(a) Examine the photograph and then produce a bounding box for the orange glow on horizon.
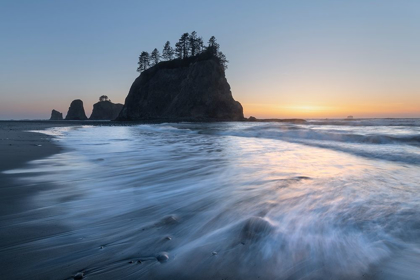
[242,103,420,119]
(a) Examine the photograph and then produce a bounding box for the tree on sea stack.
[136,32,228,72]
[207,36,220,55]
[151,48,161,66]
[162,41,174,60]
[176,33,190,59]
[175,41,183,59]
[137,51,150,72]
[217,51,229,69]
[99,95,109,102]
[189,31,201,56]
[195,37,204,54]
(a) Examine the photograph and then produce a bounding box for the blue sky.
[1,0,419,119]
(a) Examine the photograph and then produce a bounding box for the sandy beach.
[0,121,112,279]
[1,120,420,279]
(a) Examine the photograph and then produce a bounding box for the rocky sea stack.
[118,53,244,121]
[65,99,88,120]
[90,100,123,120]
[49,109,63,120]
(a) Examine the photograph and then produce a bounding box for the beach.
[0,121,111,279]
[1,120,420,279]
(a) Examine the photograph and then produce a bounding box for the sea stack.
[49,109,63,120]
[117,53,244,121]
[89,101,123,120]
[65,99,88,120]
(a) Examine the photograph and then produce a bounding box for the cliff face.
[118,56,244,121]
[65,99,88,120]
[50,109,63,120]
[89,101,123,120]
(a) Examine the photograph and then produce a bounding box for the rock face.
[50,109,63,120]
[65,99,87,120]
[89,101,123,120]
[117,55,244,121]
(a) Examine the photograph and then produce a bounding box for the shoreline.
[0,122,70,219]
[0,120,419,279]
[0,122,64,172]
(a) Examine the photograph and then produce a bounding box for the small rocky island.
[65,99,88,120]
[117,32,244,121]
[49,109,63,120]
[90,95,123,120]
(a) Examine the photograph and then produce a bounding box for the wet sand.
[1,120,419,279]
[0,121,112,279]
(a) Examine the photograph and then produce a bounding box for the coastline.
[0,121,64,172]
[0,119,130,172]
[0,121,71,219]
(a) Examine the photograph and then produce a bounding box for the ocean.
[4,119,420,279]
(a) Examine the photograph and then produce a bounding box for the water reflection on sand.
[3,122,420,279]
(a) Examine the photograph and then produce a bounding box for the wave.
[6,122,420,279]
[139,122,420,165]
[306,118,420,127]
[237,125,420,146]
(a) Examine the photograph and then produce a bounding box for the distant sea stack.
[65,99,88,120]
[117,34,244,121]
[50,109,63,120]
[90,100,123,120]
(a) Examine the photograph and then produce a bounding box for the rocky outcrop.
[65,99,87,120]
[50,109,63,120]
[89,101,123,120]
[117,54,244,121]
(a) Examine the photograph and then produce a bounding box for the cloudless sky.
[1,0,419,119]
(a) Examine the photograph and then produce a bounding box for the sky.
[1,0,419,119]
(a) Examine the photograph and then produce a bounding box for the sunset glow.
[1,1,419,119]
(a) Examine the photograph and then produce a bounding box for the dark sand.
[0,121,116,279]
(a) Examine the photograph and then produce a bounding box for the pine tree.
[207,36,220,55]
[189,31,198,56]
[188,31,204,56]
[137,51,150,72]
[217,51,229,70]
[175,42,183,59]
[162,41,174,60]
[150,48,160,66]
[136,54,142,72]
[177,33,190,59]
[196,37,204,54]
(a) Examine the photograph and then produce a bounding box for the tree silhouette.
[162,41,174,60]
[137,51,150,72]
[189,31,198,56]
[175,33,190,59]
[196,37,204,54]
[175,41,183,59]
[99,95,109,102]
[207,36,220,55]
[188,31,205,56]
[136,32,228,71]
[217,51,229,70]
[151,48,160,66]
